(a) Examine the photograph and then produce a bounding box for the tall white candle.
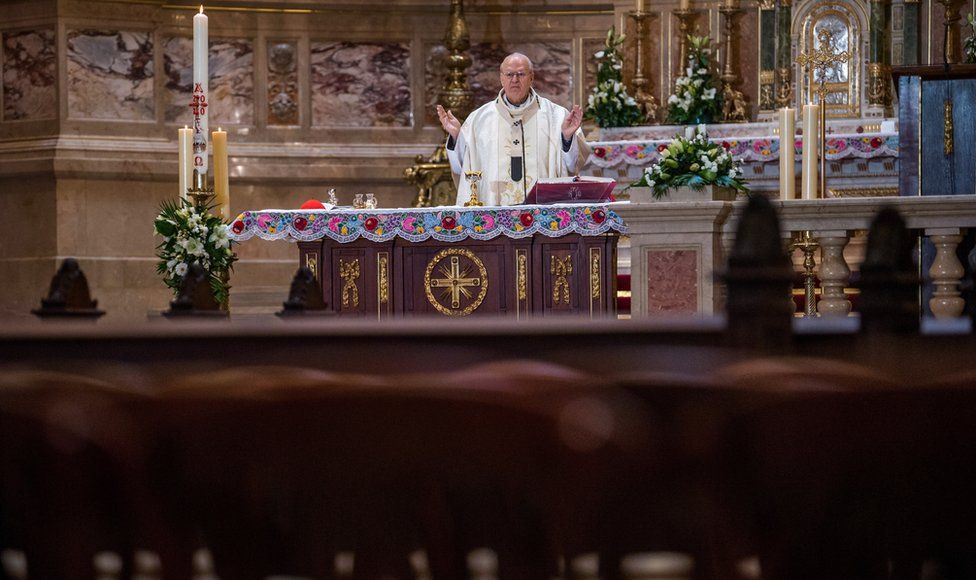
[178,125,192,200]
[212,127,230,220]
[801,104,820,200]
[778,108,796,200]
[636,0,645,11]
[192,5,209,177]
[679,0,690,10]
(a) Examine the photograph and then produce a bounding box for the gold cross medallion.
[424,248,489,316]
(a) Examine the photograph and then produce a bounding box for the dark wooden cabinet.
[298,233,618,319]
[894,65,976,197]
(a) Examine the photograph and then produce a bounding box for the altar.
[229,204,626,319]
[583,119,899,197]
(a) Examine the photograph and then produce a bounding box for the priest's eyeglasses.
[503,71,529,80]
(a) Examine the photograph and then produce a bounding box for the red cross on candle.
[190,92,208,117]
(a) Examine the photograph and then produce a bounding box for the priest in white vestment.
[436,52,590,206]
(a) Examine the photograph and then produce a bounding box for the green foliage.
[584,27,643,128]
[630,125,749,199]
[666,35,722,125]
[154,198,237,304]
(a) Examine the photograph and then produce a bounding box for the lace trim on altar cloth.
[228,203,627,243]
[588,133,898,169]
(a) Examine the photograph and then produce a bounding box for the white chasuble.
[446,90,591,206]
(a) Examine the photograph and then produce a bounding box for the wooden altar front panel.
[298,233,617,319]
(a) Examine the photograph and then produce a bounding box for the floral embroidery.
[229,204,627,243]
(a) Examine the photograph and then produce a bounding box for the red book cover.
[524,177,616,204]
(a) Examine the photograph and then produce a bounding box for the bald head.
[499,52,535,105]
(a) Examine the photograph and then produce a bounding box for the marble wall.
[163,36,254,126]
[311,41,412,128]
[66,29,153,121]
[2,28,57,121]
[424,41,574,126]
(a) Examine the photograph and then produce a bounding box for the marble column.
[774,0,793,109]
[901,0,920,65]
[928,229,966,318]
[759,0,778,118]
[816,232,852,317]
[867,0,892,115]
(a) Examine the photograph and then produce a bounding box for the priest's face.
[500,55,534,105]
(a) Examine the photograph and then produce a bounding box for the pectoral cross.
[429,256,481,309]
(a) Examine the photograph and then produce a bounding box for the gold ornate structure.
[629,9,661,124]
[463,170,484,207]
[424,247,489,316]
[339,258,361,308]
[798,27,850,198]
[866,62,891,108]
[406,0,473,207]
[937,0,966,63]
[790,230,820,317]
[551,255,573,306]
[799,7,860,118]
[775,67,793,108]
[187,170,215,210]
[719,4,749,122]
[439,0,474,119]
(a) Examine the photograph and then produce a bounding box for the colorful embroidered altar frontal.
[229,203,628,243]
[588,133,898,169]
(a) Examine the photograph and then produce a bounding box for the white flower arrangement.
[630,125,748,199]
[667,35,721,125]
[154,199,237,303]
[584,27,642,128]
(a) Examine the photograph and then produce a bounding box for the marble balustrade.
[618,196,976,319]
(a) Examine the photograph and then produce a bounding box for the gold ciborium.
[463,170,484,207]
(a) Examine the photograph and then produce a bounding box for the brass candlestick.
[791,230,820,317]
[719,4,749,122]
[187,170,215,210]
[629,9,661,124]
[440,0,474,121]
[797,28,849,199]
[937,0,965,64]
[673,9,699,87]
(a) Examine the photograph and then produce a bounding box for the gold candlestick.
[937,0,965,64]
[718,5,748,122]
[187,169,215,210]
[791,230,820,317]
[673,9,699,87]
[797,28,849,199]
[629,9,661,124]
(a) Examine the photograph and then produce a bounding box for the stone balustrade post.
[927,228,966,318]
[815,231,852,316]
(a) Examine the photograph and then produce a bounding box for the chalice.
[463,171,484,207]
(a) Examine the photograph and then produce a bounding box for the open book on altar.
[524,176,616,205]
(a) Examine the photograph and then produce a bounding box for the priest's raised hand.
[561,104,583,141]
[436,105,461,140]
